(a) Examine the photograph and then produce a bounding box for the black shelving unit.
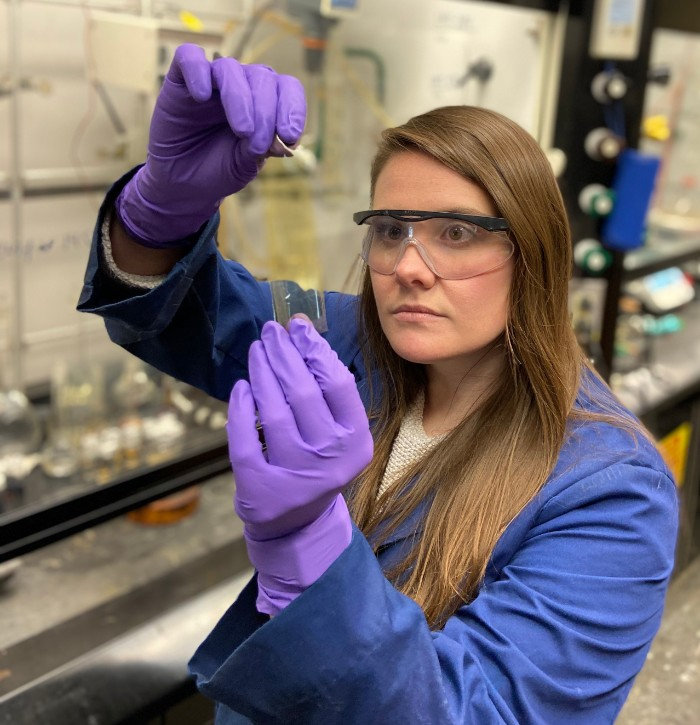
[549,0,700,575]
[600,238,700,377]
[622,236,700,279]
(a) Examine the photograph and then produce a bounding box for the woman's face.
[369,151,514,374]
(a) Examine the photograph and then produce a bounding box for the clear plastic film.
[270,280,328,333]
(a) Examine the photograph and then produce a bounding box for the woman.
[79,45,678,723]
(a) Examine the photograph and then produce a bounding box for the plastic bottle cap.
[574,239,612,273]
[593,194,613,215]
[600,137,621,158]
[607,76,628,99]
[586,250,608,272]
[584,128,623,161]
[578,185,613,217]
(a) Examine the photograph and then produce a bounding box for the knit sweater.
[377,390,446,499]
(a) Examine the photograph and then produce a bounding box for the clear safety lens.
[360,216,514,280]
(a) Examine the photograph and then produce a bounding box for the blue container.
[601,149,661,251]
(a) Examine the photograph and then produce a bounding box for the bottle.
[49,360,106,482]
[0,297,41,461]
[615,295,649,373]
[111,357,162,471]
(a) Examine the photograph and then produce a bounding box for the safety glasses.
[353,210,513,281]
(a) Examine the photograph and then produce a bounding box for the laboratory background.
[1,0,699,722]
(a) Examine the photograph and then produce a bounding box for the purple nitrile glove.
[115,43,306,248]
[227,318,373,616]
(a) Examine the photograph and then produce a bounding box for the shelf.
[0,164,128,199]
[0,428,229,563]
[612,300,700,418]
[622,234,700,281]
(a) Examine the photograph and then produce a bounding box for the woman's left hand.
[227,318,373,542]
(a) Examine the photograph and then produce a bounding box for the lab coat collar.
[369,495,429,551]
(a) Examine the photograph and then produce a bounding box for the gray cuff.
[100,211,167,290]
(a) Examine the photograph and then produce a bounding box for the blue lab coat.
[79,172,679,724]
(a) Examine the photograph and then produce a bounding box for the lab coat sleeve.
[189,461,678,724]
[77,168,362,401]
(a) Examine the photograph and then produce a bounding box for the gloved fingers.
[248,340,304,464]
[260,321,336,447]
[275,73,307,146]
[226,379,267,470]
[242,65,279,156]
[167,44,212,102]
[211,56,255,138]
[287,318,369,434]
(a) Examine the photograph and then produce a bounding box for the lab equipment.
[267,134,296,158]
[333,0,556,141]
[578,184,615,218]
[87,11,225,95]
[0,300,41,461]
[574,238,613,274]
[127,484,200,525]
[50,362,106,434]
[258,159,322,289]
[602,149,661,251]
[111,357,163,470]
[626,266,695,314]
[0,389,41,460]
[614,295,649,373]
[584,127,626,161]
[355,210,513,281]
[320,0,360,17]
[591,69,630,103]
[142,411,186,466]
[43,361,106,482]
[287,0,360,73]
[265,133,316,171]
[111,357,160,413]
[589,0,646,60]
[270,280,328,333]
[40,429,80,479]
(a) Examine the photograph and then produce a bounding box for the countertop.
[0,473,252,720]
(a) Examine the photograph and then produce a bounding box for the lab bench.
[0,475,252,724]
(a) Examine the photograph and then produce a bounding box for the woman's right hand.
[115,44,306,248]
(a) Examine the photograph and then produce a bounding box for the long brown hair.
[348,106,630,629]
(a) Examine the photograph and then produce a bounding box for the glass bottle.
[0,297,41,462]
[111,356,162,471]
[112,363,195,526]
[614,295,650,374]
[47,360,107,482]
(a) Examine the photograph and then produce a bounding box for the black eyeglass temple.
[352,210,509,232]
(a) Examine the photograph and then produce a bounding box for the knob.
[574,239,612,275]
[584,127,625,161]
[578,184,615,217]
[545,148,567,178]
[591,70,629,103]
[648,65,672,86]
